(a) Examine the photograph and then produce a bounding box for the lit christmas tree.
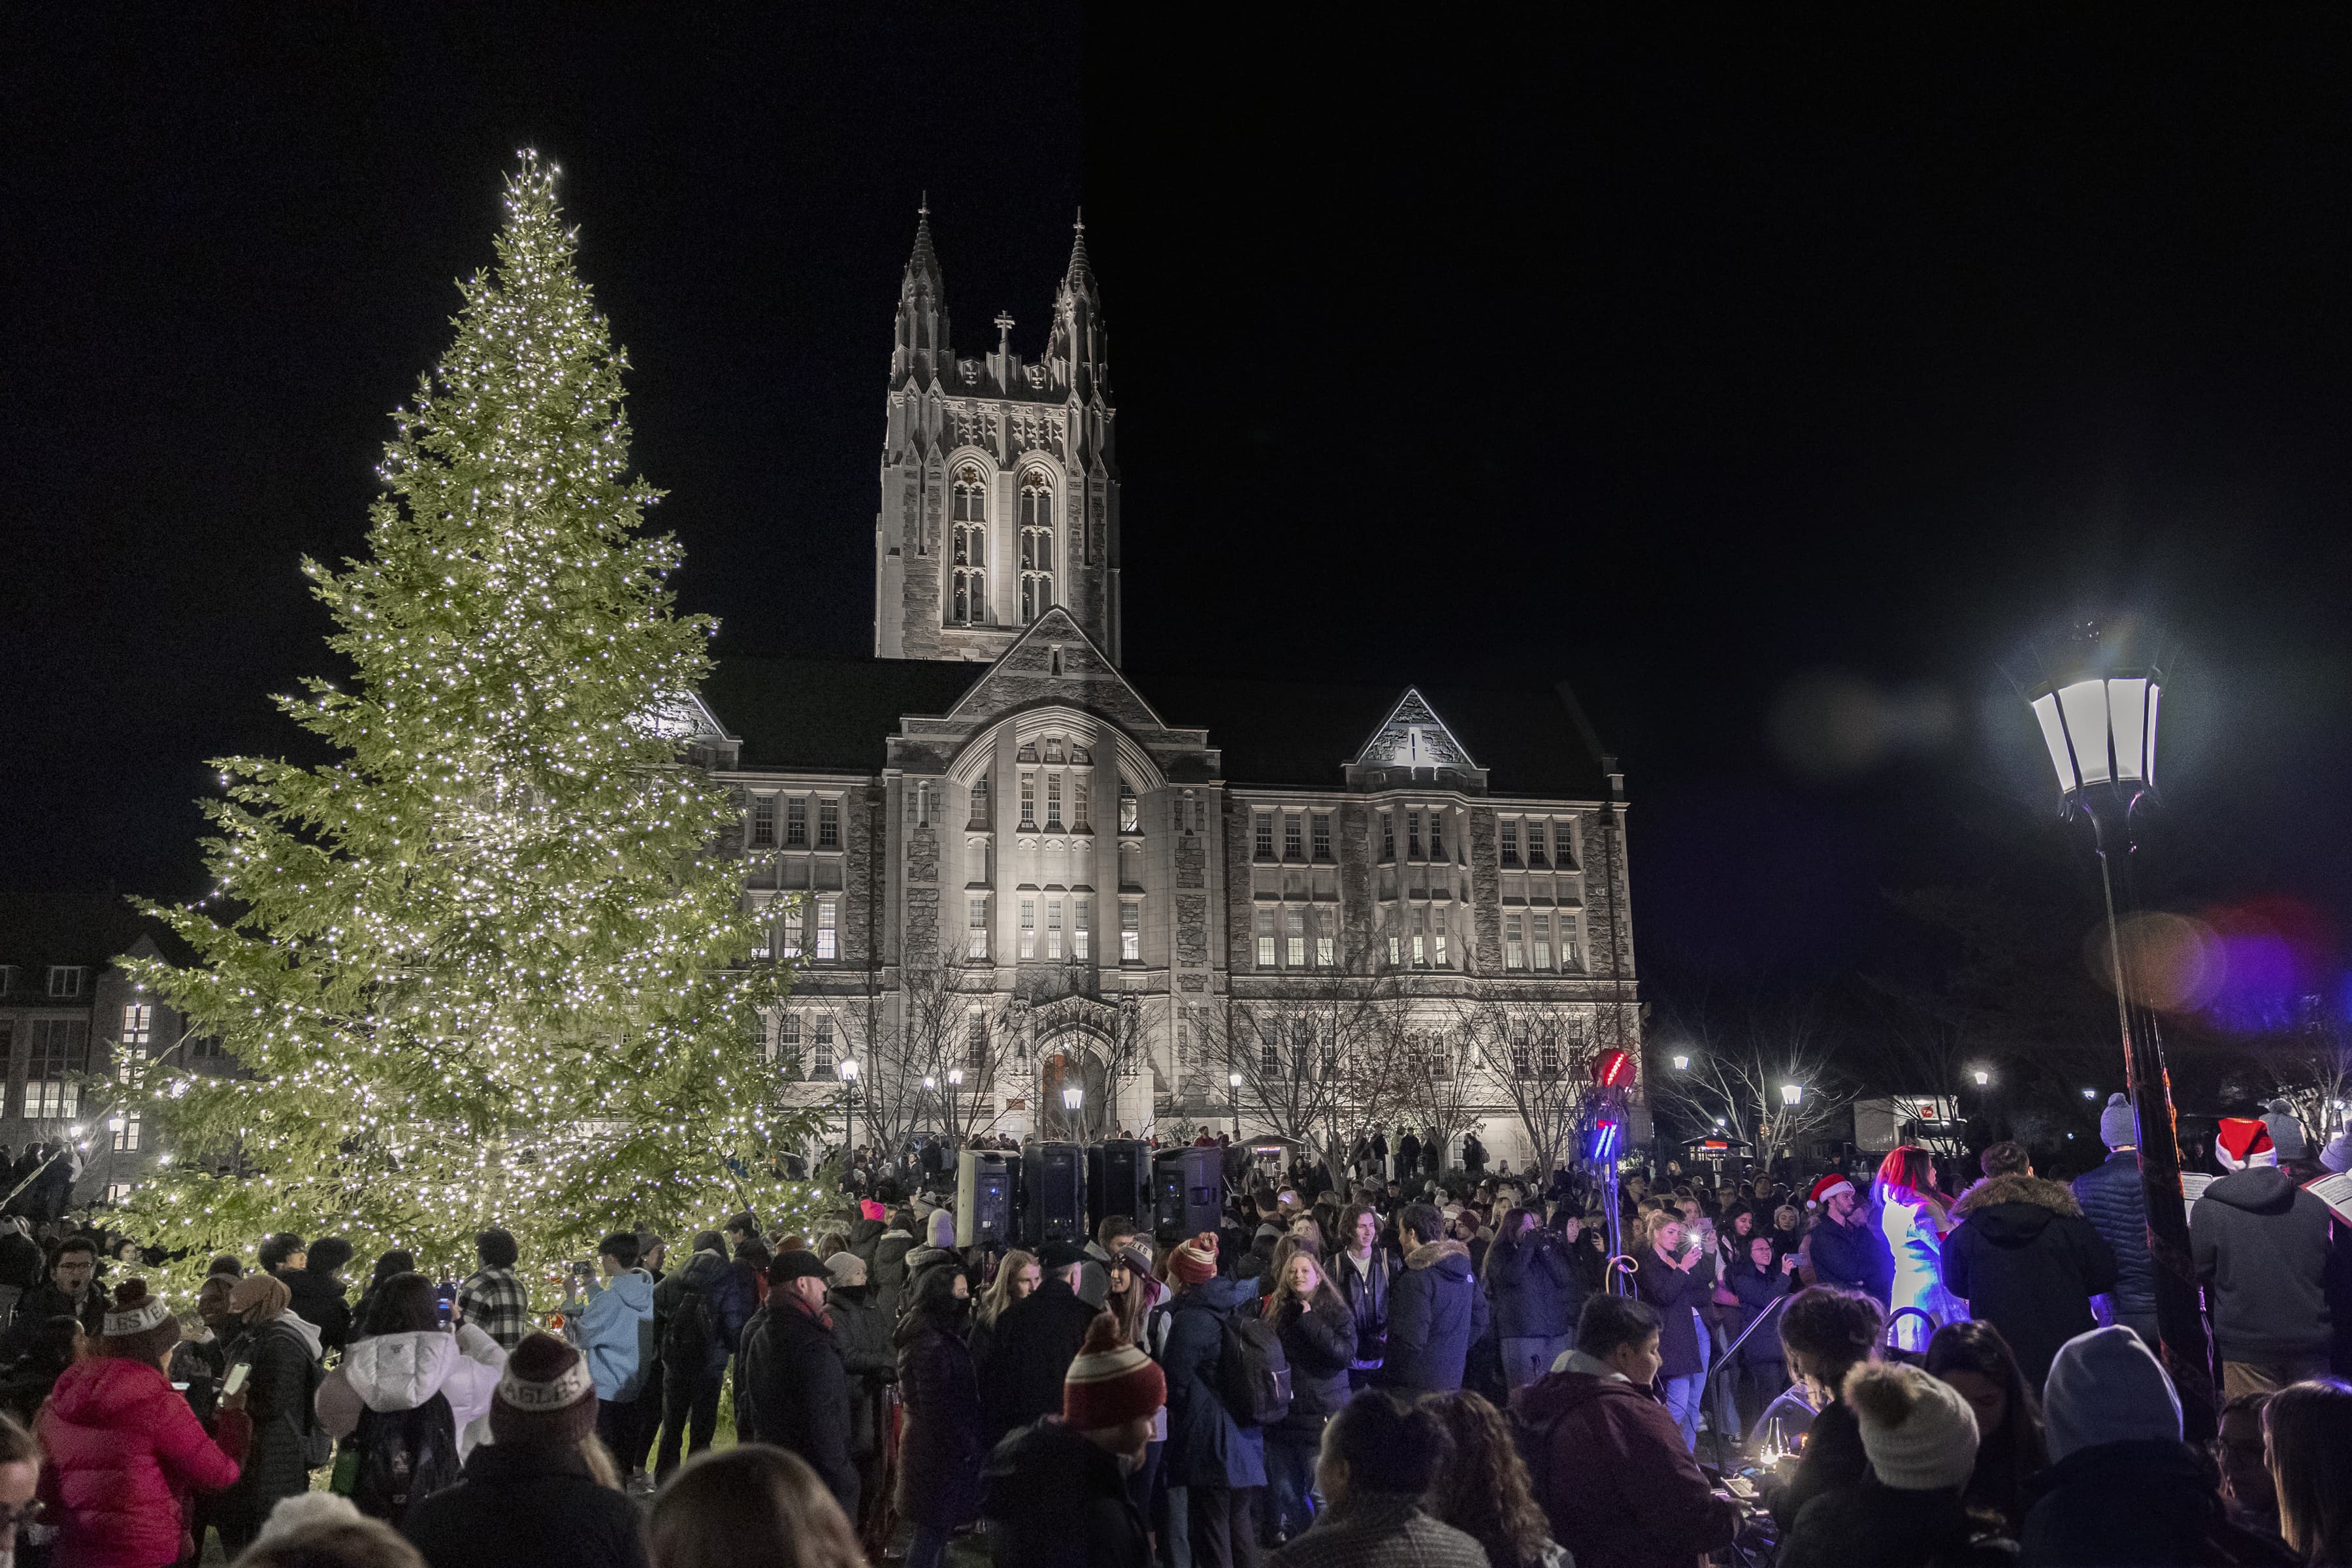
[122,154,824,1290]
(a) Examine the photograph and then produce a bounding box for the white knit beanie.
[1844,1362,1979,1492]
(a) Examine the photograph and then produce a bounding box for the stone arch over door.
[1038,1034,1111,1142]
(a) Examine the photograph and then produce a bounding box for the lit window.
[1073,898,1090,960]
[1254,813,1275,860]
[1388,932,1402,966]
[1286,907,1305,968]
[1020,900,1036,960]
[811,1017,834,1077]
[1120,902,1140,962]
[1047,775,1063,831]
[1316,922,1335,968]
[1020,472,1055,623]
[818,800,840,848]
[1312,814,1331,862]
[46,967,83,999]
[1021,775,1037,827]
[1561,917,1582,968]
[1434,911,1449,968]
[1505,914,1524,970]
[1074,777,1090,832]
[105,1182,133,1206]
[1413,906,1429,966]
[1119,780,1139,833]
[815,897,838,961]
[1047,899,1064,960]
[785,797,808,847]
[914,782,933,828]
[1500,820,1519,865]
[1527,822,1550,867]
[112,1113,141,1152]
[751,794,776,847]
[1284,815,1303,860]
[778,898,803,961]
[26,1017,87,1120]
[1257,909,1277,968]
[968,898,990,960]
[1532,914,1552,972]
[122,1005,152,1047]
[1044,736,1067,764]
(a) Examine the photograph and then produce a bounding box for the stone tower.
[874,203,1121,664]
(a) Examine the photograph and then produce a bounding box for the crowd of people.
[0,1096,2337,1567]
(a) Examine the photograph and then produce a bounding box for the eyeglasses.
[0,1501,46,1529]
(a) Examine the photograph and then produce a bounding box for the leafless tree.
[1203,962,1413,1179]
[801,949,1022,1152]
[1452,992,1600,1177]
[1648,994,1855,1162]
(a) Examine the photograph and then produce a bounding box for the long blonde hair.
[1263,1245,1345,1320]
[977,1249,1037,1327]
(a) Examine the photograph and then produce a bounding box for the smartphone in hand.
[221,1362,251,1397]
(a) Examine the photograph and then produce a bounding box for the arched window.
[1019,472,1054,622]
[951,465,987,625]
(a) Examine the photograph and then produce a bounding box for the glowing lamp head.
[2024,625,2163,800]
[837,1058,858,1084]
[1592,1049,1633,1089]
[1780,1083,1803,1107]
[1062,1085,1085,1112]
[1229,1071,1243,1088]
[1671,1053,1690,1071]
[2083,1087,2097,1100]
[1972,1068,1990,1086]
[946,1068,964,1086]
[923,1076,936,1091]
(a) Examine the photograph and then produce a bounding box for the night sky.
[8,10,2352,1026]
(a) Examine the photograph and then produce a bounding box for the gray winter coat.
[2191,1166,2334,1362]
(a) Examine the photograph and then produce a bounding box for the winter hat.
[926,1209,957,1249]
[253,1492,363,1547]
[768,1249,829,1285]
[103,1279,174,1338]
[1844,1362,1979,1492]
[1115,1238,1156,1276]
[2323,1130,2352,1177]
[2099,1092,2138,1151]
[1037,1241,1088,1273]
[2043,1326,2181,1462]
[2214,1118,2278,1172]
[1169,1233,1220,1286]
[2261,1100,2308,1162]
[825,1251,869,1287]
[1806,1174,1855,1210]
[491,1331,598,1448]
[1062,1313,1166,1432]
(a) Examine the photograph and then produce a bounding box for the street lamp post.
[1063,1083,1085,1141]
[836,1058,860,1160]
[1229,1070,1244,1137]
[2025,629,2214,1435]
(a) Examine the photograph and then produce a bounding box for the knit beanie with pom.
[490,1331,597,1448]
[1169,1232,1220,1286]
[2099,1092,2137,1151]
[99,1280,182,1364]
[927,1209,958,1249]
[1844,1361,1979,1492]
[1063,1313,1166,1431]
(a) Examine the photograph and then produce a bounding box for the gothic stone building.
[676,210,1639,1169]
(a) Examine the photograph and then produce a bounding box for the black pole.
[2082,787,2217,1441]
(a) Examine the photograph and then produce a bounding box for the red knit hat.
[2215,1118,2277,1172]
[1806,1175,1855,1210]
[1168,1232,1220,1286]
[1062,1313,1166,1432]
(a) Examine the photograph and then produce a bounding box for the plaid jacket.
[459,1266,532,1351]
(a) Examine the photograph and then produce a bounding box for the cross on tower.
[994,311,1014,359]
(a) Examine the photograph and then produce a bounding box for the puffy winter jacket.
[650,1248,751,1382]
[870,1229,918,1318]
[1378,1239,1488,1394]
[318,1324,508,1458]
[574,1268,654,1401]
[895,1311,985,1529]
[982,1416,1151,1568]
[2072,1150,2158,1317]
[1485,1228,1580,1341]
[1271,1292,1356,1438]
[221,1315,323,1524]
[1944,1175,2117,1387]
[1160,1276,1267,1488]
[38,1356,248,1568]
[2191,1166,2334,1363]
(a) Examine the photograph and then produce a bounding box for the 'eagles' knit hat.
[103,1279,174,1338]
[1844,1362,1979,1492]
[2215,1118,2278,1172]
[1062,1313,1166,1432]
[2099,1092,2137,1151]
[490,1331,597,1448]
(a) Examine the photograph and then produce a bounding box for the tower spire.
[907,194,942,286]
[1064,207,1096,301]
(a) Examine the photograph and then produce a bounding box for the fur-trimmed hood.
[1954,1173,2082,1218]
[1403,1237,1473,1274]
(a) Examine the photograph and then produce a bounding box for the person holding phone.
[212,1272,324,1556]
[1723,1232,1799,1435]
[1631,1210,1714,1454]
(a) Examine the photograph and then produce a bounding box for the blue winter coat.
[1159,1277,1267,1489]
[2072,1150,2157,1316]
[1378,1238,1489,1393]
[577,1268,655,1401]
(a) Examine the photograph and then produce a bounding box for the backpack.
[1215,1306,1291,1426]
[662,1284,714,1371]
[342,1394,461,1526]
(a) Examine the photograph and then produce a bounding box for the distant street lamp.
[1779,1083,1803,1107]
[1972,1068,1991,1086]
[1229,1070,1244,1134]
[837,1057,860,1156]
[2024,623,2213,1435]
[1671,1052,1690,1072]
[2083,1087,2097,1100]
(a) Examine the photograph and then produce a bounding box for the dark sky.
[8,9,2352,1015]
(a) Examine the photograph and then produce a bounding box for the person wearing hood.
[2193,1116,2336,1399]
[1512,1292,1737,1568]
[981,1241,1103,1443]
[982,1313,1165,1568]
[214,1271,327,1554]
[2074,1093,2162,1349]
[2019,1326,2296,1568]
[900,1209,965,1319]
[870,1208,919,1320]
[734,1250,858,1519]
[649,1231,752,1479]
[39,1280,252,1568]
[1376,1203,1487,1396]
[564,1232,655,1479]
[1159,1232,1267,1568]
[319,1269,509,1518]
[284,1236,356,1355]
[401,1332,648,1568]
[1780,1361,2014,1568]
[1941,1143,2117,1387]
[895,1264,986,1568]
[820,1250,897,1545]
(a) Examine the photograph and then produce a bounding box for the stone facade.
[691,211,1641,1168]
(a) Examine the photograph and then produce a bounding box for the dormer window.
[46,966,84,999]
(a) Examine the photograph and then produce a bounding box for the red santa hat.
[1806,1174,1855,1210]
[2214,1117,2278,1172]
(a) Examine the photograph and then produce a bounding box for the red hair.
[1876,1145,1938,1202]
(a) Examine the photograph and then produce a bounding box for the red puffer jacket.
[37,1356,248,1568]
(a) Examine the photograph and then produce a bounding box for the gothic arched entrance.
[1039,1038,1110,1142]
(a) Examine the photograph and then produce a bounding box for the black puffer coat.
[895,1309,985,1529]
[2070,1151,2157,1318]
[982,1416,1151,1568]
[1782,1481,2017,1568]
[1944,1175,2117,1387]
[221,1317,321,1524]
[826,1283,897,1463]
[1271,1292,1356,1439]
